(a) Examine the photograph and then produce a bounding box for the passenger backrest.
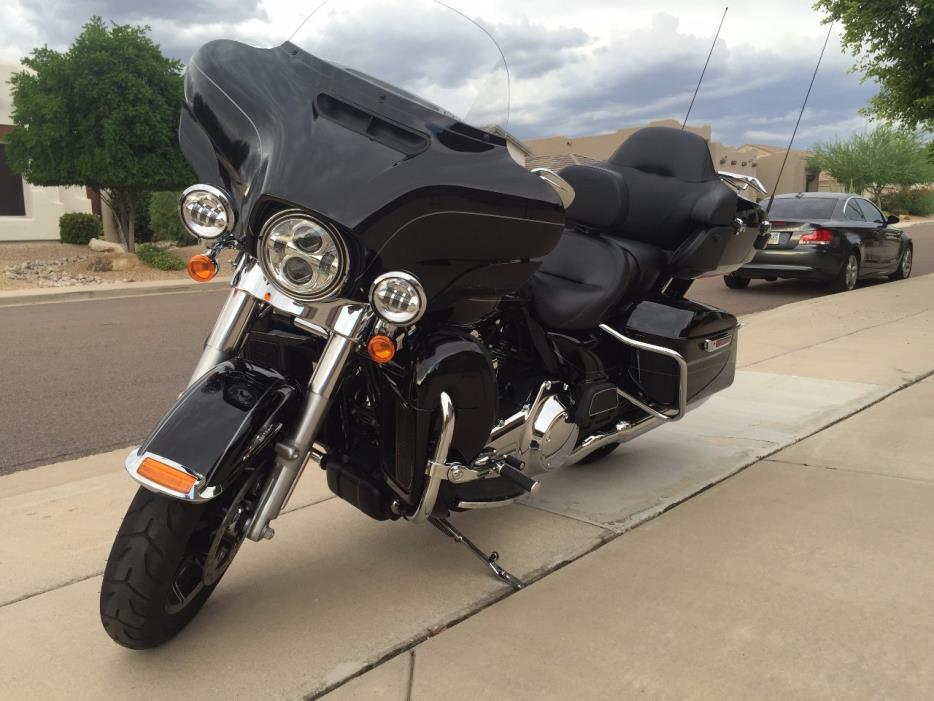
[559,127,737,252]
[606,127,737,251]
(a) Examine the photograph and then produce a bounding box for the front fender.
[126,359,300,501]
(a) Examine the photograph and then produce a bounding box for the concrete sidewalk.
[1,274,933,700]
[336,377,934,700]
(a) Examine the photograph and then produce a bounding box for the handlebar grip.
[497,462,541,495]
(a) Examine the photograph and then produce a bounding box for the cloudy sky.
[1,0,877,148]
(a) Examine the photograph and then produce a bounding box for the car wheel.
[889,244,912,281]
[723,275,750,290]
[831,251,860,292]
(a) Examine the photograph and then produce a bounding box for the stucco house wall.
[0,60,93,243]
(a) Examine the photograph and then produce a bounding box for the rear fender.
[126,359,300,501]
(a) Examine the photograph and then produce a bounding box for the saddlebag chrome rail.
[597,323,688,422]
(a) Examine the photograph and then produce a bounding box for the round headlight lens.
[259,211,348,301]
[370,272,426,325]
[179,185,235,240]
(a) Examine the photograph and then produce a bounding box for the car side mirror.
[886,214,900,225]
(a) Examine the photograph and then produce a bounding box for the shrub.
[136,243,187,271]
[148,190,196,245]
[882,187,934,216]
[59,212,102,244]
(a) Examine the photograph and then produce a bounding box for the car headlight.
[179,185,235,240]
[258,210,349,302]
[369,271,426,325]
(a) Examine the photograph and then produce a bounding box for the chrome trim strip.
[407,392,456,524]
[598,324,688,422]
[456,498,518,510]
[531,167,576,208]
[125,450,221,502]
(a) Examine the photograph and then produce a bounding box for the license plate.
[768,231,781,245]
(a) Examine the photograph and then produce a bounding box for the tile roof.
[524,153,599,171]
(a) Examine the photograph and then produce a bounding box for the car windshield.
[288,0,510,132]
[768,197,837,220]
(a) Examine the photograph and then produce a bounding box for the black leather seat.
[528,127,737,330]
[528,230,633,330]
[529,231,671,330]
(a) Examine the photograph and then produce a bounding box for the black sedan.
[725,192,913,292]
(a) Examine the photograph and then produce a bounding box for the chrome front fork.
[188,288,258,387]
[245,304,372,541]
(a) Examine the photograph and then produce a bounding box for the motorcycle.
[100,0,770,649]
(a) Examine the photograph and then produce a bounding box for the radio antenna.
[766,22,834,215]
[682,6,728,129]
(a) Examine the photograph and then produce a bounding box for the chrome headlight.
[179,185,235,240]
[369,271,426,325]
[258,210,349,302]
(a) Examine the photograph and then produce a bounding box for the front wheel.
[889,244,912,281]
[100,474,258,649]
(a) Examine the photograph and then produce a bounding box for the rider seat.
[529,127,738,330]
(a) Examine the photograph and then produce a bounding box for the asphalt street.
[1,222,930,475]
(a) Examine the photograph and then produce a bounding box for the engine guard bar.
[597,323,687,422]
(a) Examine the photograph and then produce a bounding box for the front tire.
[889,244,912,281]
[100,477,255,649]
[723,275,750,290]
[831,251,860,292]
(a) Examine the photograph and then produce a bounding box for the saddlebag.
[609,296,738,410]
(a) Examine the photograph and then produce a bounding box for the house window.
[0,144,26,216]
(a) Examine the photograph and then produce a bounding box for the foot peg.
[429,517,524,590]
[494,456,541,495]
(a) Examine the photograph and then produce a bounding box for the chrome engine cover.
[522,395,579,472]
[486,382,580,474]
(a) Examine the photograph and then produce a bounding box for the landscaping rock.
[88,238,125,253]
[4,256,103,287]
[88,256,113,272]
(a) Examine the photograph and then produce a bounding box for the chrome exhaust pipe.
[565,413,664,466]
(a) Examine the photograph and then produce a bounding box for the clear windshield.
[288,0,510,132]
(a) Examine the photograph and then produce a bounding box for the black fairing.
[138,360,299,490]
[181,40,564,322]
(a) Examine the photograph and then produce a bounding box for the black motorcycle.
[100,0,770,649]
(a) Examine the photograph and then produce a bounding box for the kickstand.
[429,517,524,590]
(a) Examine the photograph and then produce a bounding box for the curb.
[0,277,232,307]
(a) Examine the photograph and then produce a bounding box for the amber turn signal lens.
[137,457,198,494]
[367,335,396,364]
[187,254,218,283]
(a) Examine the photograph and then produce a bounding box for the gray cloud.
[4,2,875,148]
[19,0,264,57]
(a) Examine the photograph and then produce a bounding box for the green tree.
[6,17,193,252]
[810,126,933,205]
[814,0,934,130]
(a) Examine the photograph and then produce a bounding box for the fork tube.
[246,304,371,541]
[188,288,258,386]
